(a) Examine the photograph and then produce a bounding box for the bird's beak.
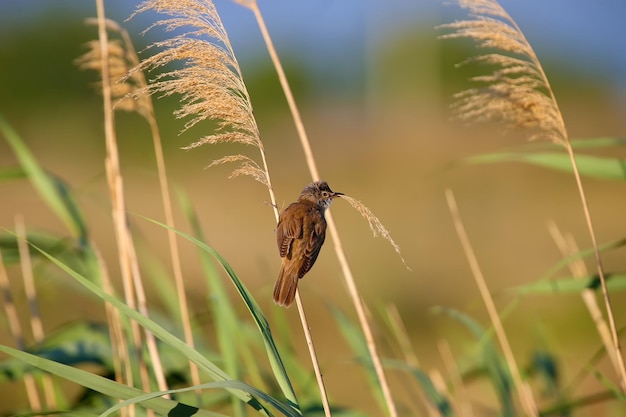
[332,191,344,198]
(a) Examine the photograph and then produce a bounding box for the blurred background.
[1,0,625,414]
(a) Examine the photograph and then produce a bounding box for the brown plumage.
[273,181,342,307]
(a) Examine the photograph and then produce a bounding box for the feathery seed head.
[129,0,267,184]
[439,0,568,145]
[76,19,152,118]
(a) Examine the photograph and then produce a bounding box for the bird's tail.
[273,262,298,307]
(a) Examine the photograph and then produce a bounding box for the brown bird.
[273,181,342,307]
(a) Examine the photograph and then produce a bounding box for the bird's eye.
[322,191,329,197]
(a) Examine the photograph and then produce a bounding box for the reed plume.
[128,0,267,186]
[341,195,408,269]
[441,0,626,393]
[128,0,326,411]
[76,19,152,118]
[439,0,566,145]
[77,11,173,399]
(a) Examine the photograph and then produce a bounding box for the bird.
[273,180,342,307]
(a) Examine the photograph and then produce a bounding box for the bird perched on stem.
[273,181,342,307]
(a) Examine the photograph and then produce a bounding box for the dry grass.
[235,1,404,414]
[124,2,413,416]
[129,0,263,163]
[439,0,567,145]
[3,0,624,415]
[76,19,152,118]
[128,1,332,413]
[441,0,626,394]
[446,189,538,417]
[340,195,408,269]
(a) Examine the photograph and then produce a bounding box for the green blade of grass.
[329,306,385,411]
[0,344,224,417]
[27,240,270,415]
[268,308,313,403]
[433,307,515,417]
[467,137,626,153]
[141,214,300,413]
[384,360,454,417]
[0,322,113,381]
[568,137,626,150]
[530,350,560,399]
[512,273,626,295]
[0,166,27,180]
[178,190,247,417]
[466,151,626,180]
[332,306,455,416]
[494,238,626,331]
[0,113,88,242]
[0,231,84,268]
[15,412,99,417]
[102,380,302,417]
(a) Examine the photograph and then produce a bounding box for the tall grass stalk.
[94,0,167,406]
[128,0,324,412]
[94,1,141,408]
[80,14,199,394]
[82,17,199,393]
[445,189,538,417]
[237,2,398,416]
[381,305,435,416]
[563,145,626,390]
[436,338,472,417]
[548,222,622,377]
[15,215,57,410]
[440,0,626,391]
[94,244,133,417]
[0,247,42,412]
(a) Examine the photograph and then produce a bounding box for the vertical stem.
[0,248,42,412]
[547,222,620,380]
[247,4,319,180]
[514,0,626,389]
[115,21,195,396]
[294,292,332,416]
[246,3,398,416]
[95,4,151,414]
[96,0,138,400]
[15,216,57,410]
[243,4,329,417]
[445,189,538,417]
[147,113,200,394]
[564,145,626,391]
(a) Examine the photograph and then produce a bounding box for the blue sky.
[1,0,625,89]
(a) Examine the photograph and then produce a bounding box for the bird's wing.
[298,210,326,278]
[277,203,303,259]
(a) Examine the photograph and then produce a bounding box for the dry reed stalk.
[547,222,622,378]
[440,0,626,391]
[0,248,42,411]
[235,2,401,416]
[292,290,331,417]
[445,189,538,417]
[429,369,450,414]
[92,245,130,417]
[93,2,141,411]
[384,304,419,368]
[128,0,326,412]
[127,0,277,202]
[78,16,191,395]
[383,305,434,417]
[92,2,157,411]
[437,338,474,417]
[15,215,57,410]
